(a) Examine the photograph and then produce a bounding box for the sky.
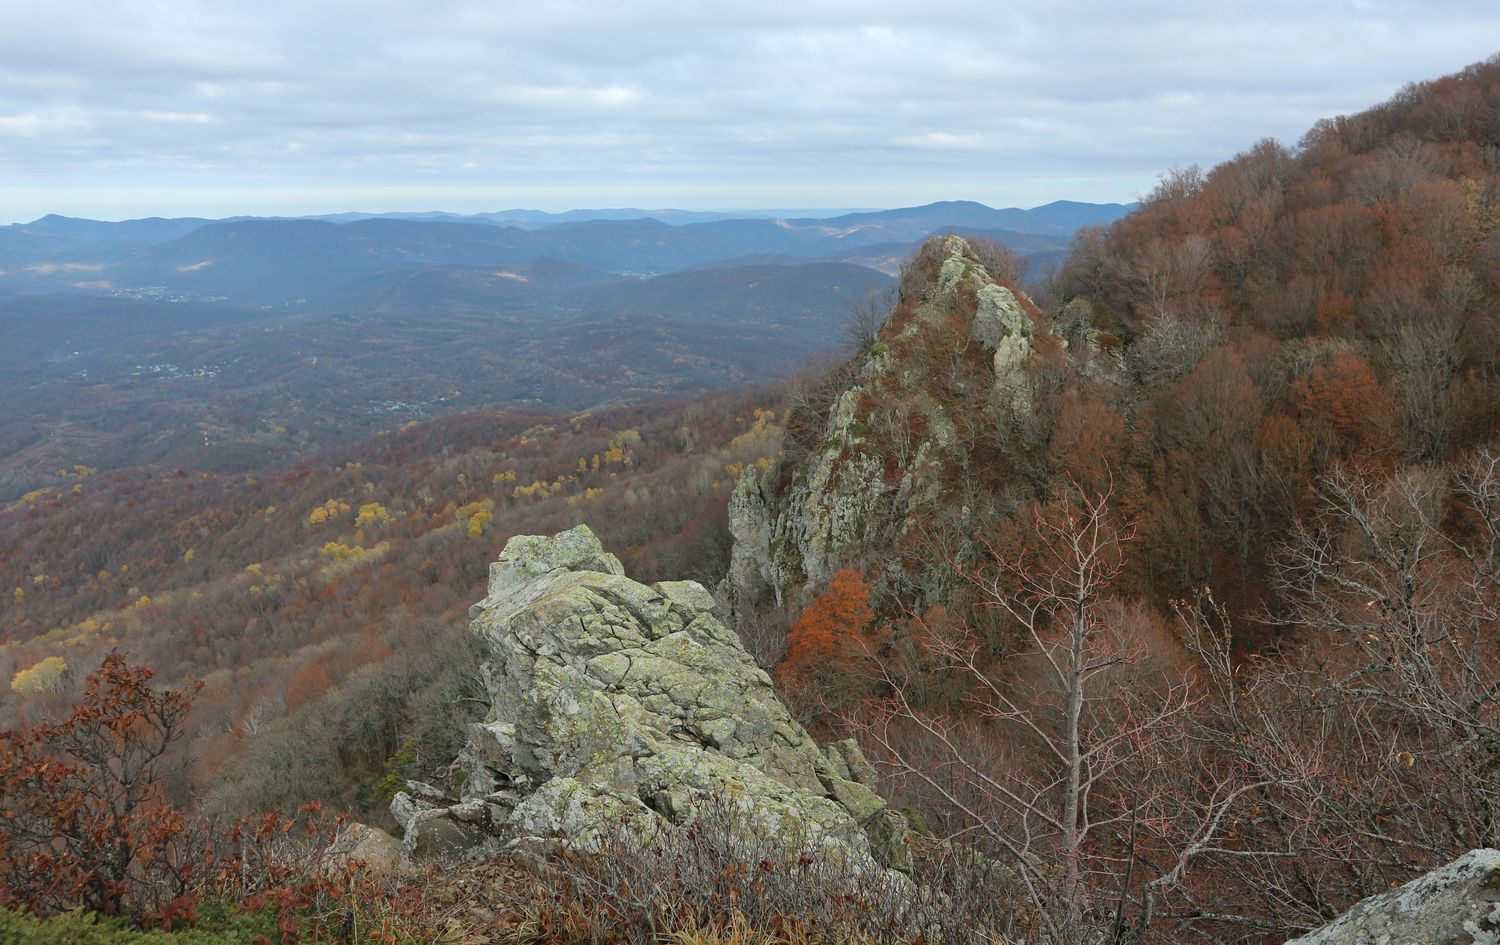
[0,1,1496,223]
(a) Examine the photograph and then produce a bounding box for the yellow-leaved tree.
[11,656,68,694]
[355,502,390,527]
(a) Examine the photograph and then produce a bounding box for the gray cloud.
[0,0,1495,220]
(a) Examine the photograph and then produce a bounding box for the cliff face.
[389,525,912,871]
[726,235,1099,615]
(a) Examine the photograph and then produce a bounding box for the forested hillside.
[1053,56,1500,622]
[740,56,1500,631]
[721,58,1500,943]
[0,386,785,820]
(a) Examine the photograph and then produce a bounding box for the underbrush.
[1,650,1026,945]
[0,905,281,944]
[422,802,1027,945]
[5,818,1026,945]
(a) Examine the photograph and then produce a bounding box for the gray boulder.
[392,525,910,873]
[326,823,405,872]
[1286,849,1500,945]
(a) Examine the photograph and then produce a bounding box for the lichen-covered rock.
[1285,849,1500,945]
[1055,297,1125,383]
[405,808,490,860]
[974,281,1035,406]
[394,525,908,874]
[825,737,879,784]
[725,464,781,613]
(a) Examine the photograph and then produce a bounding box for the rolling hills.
[0,199,1131,298]
[0,200,1125,498]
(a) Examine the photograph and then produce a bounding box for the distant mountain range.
[294,199,1131,235]
[0,199,1134,489]
[0,200,1134,301]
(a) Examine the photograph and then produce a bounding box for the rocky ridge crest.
[389,524,912,871]
[725,234,1087,615]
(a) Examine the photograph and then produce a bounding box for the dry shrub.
[0,650,443,943]
[465,794,1025,945]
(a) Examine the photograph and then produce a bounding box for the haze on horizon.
[1,0,1496,224]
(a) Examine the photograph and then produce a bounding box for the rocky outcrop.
[724,235,1053,615]
[1056,297,1126,383]
[326,823,405,872]
[1286,849,1500,945]
[391,525,911,872]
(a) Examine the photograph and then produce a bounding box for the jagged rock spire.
[723,234,1053,616]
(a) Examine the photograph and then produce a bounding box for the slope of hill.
[788,198,1136,238]
[728,54,1500,637]
[120,218,546,300]
[0,386,786,819]
[338,257,627,312]
[559,262,893,325]
[0,214,210,262]
[717,57,1500,944]
[1052,55,1500,613]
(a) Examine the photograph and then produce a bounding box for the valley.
[0,201,1127,500]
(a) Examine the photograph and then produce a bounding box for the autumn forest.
[3,53,1500,945]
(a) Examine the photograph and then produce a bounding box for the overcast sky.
[0,1,1495,222]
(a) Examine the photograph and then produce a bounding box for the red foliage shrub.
[285,659,334,711]
[0,651,433,941]
[1294,349,1397,456]
[0,651,201,921]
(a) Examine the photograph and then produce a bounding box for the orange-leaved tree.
[780,567,875,682]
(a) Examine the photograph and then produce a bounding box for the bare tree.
[837,459,1499,943]
[1114,234,1214,322]
[1129,311,1221,389]
[968,236,1031,287]
[1363,265,1475,464]
[851,482,1272,944]
[1155,456,1500,939]
[1273,459,1500,857]
[844,286,896,355]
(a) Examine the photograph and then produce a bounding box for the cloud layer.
[1,1,1496,220]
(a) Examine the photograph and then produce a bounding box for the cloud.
[0,0,1496,220]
